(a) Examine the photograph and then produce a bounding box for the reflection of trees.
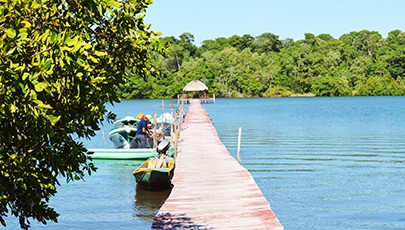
[133,186,172,222]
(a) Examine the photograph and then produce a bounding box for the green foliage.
[251,32,283,53]
[356,75,404,96]
[124,29,405,99]
[263,86,292,97]
[0,0,162,228]
[313,76,352,96]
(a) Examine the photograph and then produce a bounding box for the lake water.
[6,97,405,229]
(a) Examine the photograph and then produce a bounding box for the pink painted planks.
[152,99,283,230]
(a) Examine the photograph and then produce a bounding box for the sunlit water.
[5,97,405,229]
[203,97,405,230]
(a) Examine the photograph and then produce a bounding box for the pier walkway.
[152,100,283,229]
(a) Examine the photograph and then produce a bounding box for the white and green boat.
[108,116,140,149]
[86,116,156,160]
[87,148,156,160]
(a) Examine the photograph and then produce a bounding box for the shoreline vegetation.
[289,93,316,97]
[120,30,405,99]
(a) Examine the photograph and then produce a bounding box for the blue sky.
[145,0,404,46]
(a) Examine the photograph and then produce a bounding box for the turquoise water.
[5,97,405,229]
[203,97,405,230]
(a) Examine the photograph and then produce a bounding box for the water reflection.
[133,186,172,222]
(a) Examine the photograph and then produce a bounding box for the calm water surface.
[203,96,405,230]
[6,97,405,229]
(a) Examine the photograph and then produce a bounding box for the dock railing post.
[171,102,184,158]
[237,127,242,163]
[153,113,157,148]
[170,104,174,138]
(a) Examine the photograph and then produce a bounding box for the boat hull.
[87,148,156,160]
[108,116,140,149]
[133,157,175,190]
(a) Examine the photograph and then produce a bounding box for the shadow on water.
[133,186,172,222]
[133,185,212,229]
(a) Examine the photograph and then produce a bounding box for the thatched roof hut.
[183,80,208,92]
[178,80,215,103]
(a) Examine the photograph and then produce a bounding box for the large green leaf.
[34,82,48,92]
[5,28,16,38]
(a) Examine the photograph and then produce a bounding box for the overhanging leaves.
[0,0,164,228]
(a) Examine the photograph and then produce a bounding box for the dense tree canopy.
[121,29,405,99]
[0,0,162,228]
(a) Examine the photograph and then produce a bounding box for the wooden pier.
[152,99,283,229]
[177,93,215,104]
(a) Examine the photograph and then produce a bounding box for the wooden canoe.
[133,155,175,190]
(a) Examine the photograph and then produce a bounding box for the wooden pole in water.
[237,127,242,163]
[101,129,108,149]
[171,104,174,137]
[161,99,164,123]
[153,113,157,148]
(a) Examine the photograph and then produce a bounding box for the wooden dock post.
[237,127,242,163]
[152,99,283,230]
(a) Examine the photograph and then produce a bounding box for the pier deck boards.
[152,100,283,229]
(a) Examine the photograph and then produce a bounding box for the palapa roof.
[183,80,208,92]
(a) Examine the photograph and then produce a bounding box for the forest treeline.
[120,30,405,98]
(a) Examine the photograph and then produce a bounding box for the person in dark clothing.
[134,114,152,148]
